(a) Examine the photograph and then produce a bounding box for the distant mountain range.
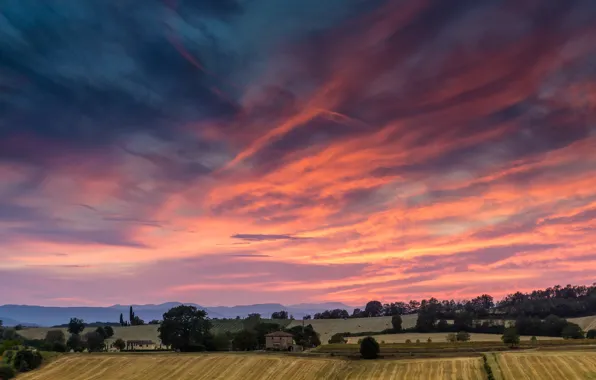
[0,302,356,327]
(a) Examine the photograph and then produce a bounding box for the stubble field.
[497,351,596,380]
[345,333,562,344]
[16,353,485,380]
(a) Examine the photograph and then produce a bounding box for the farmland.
[287,315,418,344]
[345,333,562,344]
[17,318,291,345]
[497,351,596,380]
[16,353,485,380]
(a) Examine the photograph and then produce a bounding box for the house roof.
[265,331,294,337]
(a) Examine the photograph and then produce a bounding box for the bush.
[530,336,538,345]
[446,333,457,343]
[45,330,66,345]
[562,323,584,340]
[587,329,596,339]
[427,337,432,343]
[13,349,43,372]
[501,327,520,348]
[52,342,67,352]
[0,364,16,379]
[359,337,380,360]
[328,333,346,344]
[482,354,495,380]
[405,339,412,344]
[457,331,471,342]
[113,338,126,351]
[415,339,420,344]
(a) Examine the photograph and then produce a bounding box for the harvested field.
[345,333,562,344]
[287,315,418,344]
[17,353,485,380]
[497,351,596,380]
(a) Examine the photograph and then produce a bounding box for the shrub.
[45,330,66,345]
[481,354,495,380]
[328,333,346,344]
[0,364,16,379]
[530,336,538,345]
[587,329,596,339]
[405,339,412,344]
[415,339,420,344]
[427,338,432,343]
[52,342,67,352]
[113,339,126,351]
[501,327,520,348]
[446,333,457,343]
[13,349,43,373]
[457,331,471,342]
[561,323,584,340]
[359,337,380,360]
[381,341,385,344]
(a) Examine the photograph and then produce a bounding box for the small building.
[265,331,295,350]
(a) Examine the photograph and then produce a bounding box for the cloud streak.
[1,0,596,306]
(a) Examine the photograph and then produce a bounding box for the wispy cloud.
[1,0,596,306]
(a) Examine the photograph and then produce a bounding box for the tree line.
[311,283,596,320]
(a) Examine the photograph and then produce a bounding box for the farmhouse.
[265,331,295,350]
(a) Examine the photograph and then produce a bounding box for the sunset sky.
[1,0,596,307]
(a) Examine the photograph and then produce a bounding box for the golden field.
[16,353,485,380]
[497,351,596,380]
[345,333,562,344]
[286,315,419,344]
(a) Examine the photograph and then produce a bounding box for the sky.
[1,0,596,307]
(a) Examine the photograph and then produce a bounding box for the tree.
[148,320,160,325]
[45,330,66,345]
[212,333,231,351]
[67,334,83,352]
[359,336,380,359]
[437,319,449,332]
[303,315,312,320]
[587,329,596,339]
[271,311,289,319]
[561,323,584,339]
[129,306,135,326]
[391,315,402,332]
[328,333,346,344]
[364,301,383,317]
[13,350,42,373]
[530,336,538,345]
[2,328,18,341]
[119,313,125,326]
[95,326,107,339]
[113,338,126,351]
[286,325,321,348]
[158,305,213,352]
[84,331,105,352]
[104,326,114,338]
[501,327,520,348]
[446,333,457,343]
[242,314,261,331]
[67,318,85,335]
[232,330,258,351]
[456,331,471,342]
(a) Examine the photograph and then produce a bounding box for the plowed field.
[17,353,485,380]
